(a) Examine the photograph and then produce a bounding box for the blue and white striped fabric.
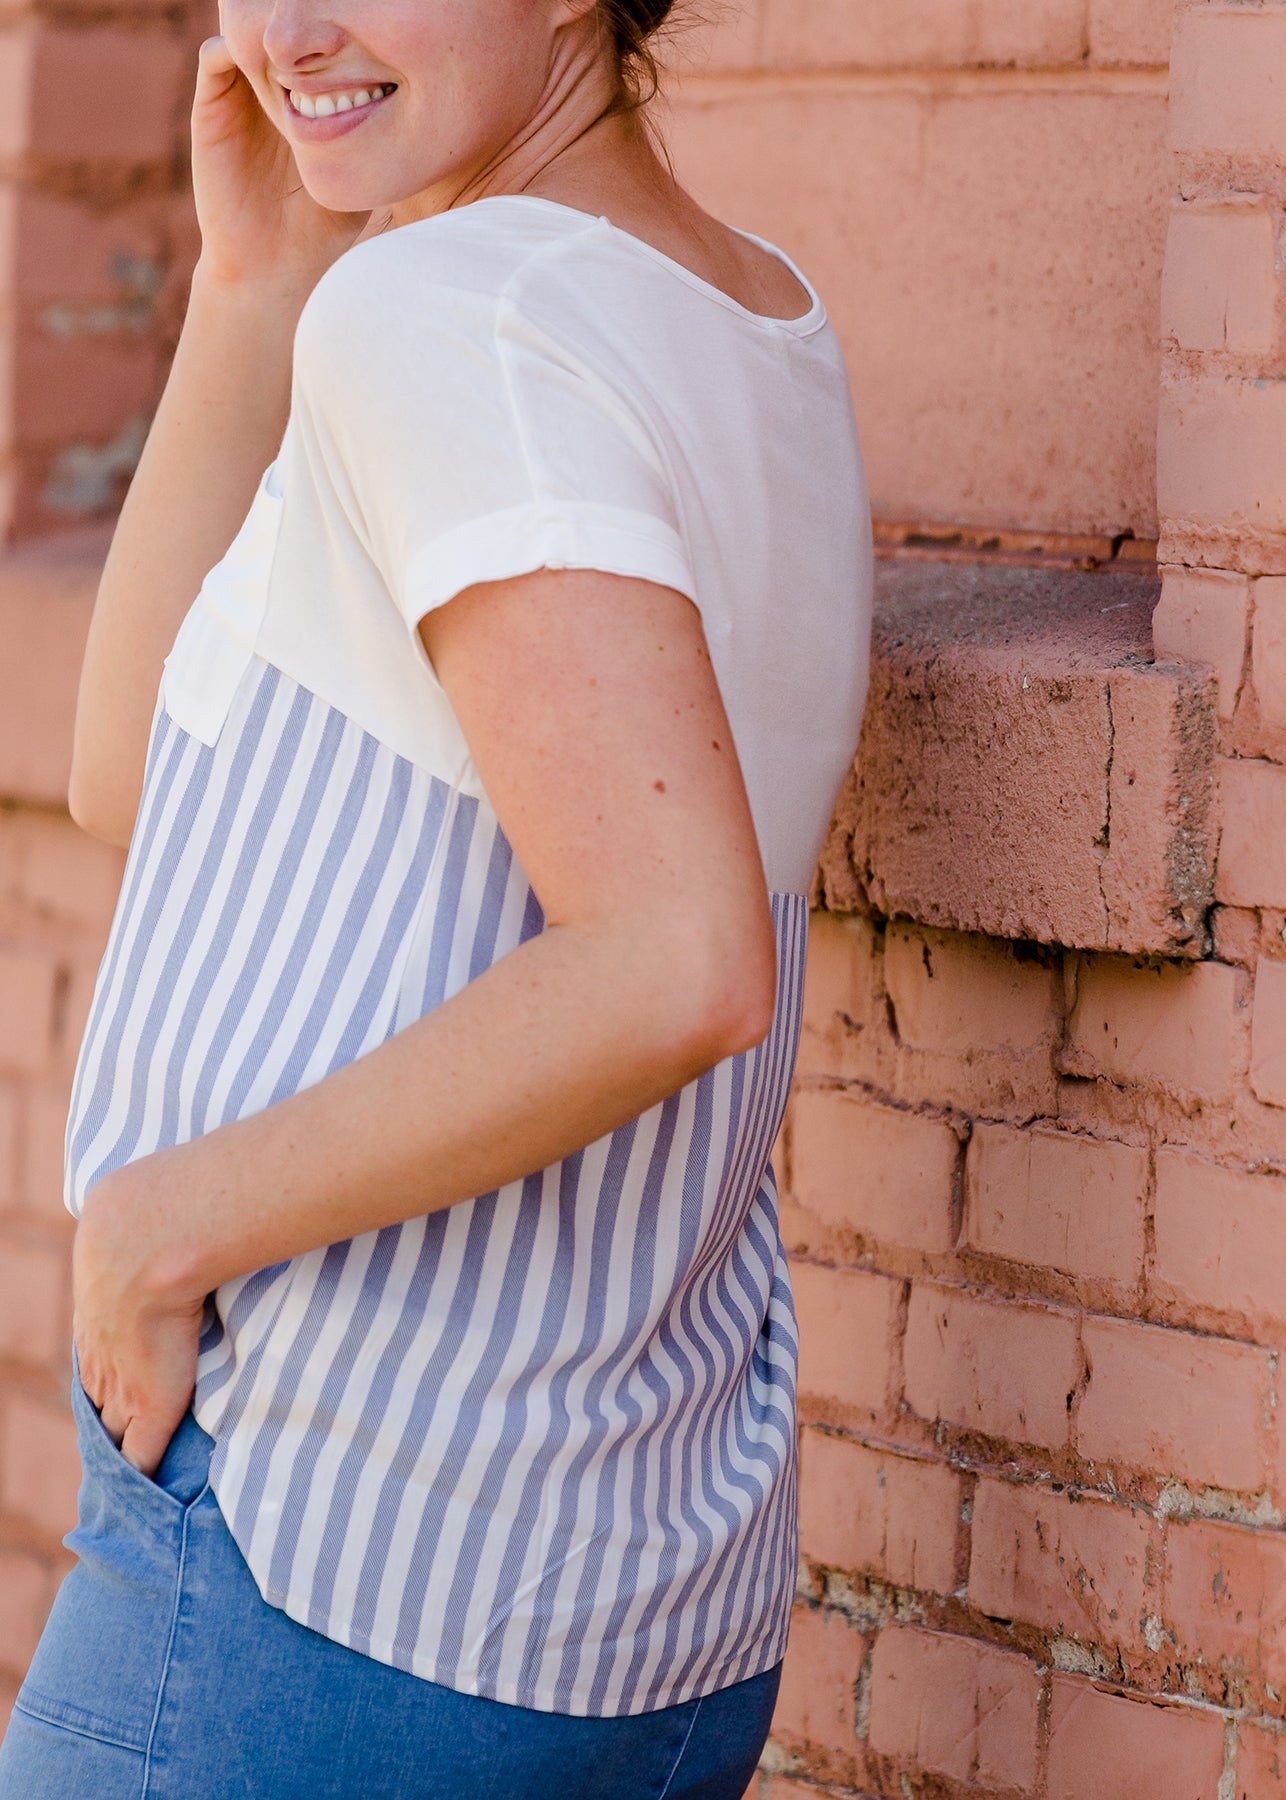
[63,195,874,1718]
[65,653,807,1716]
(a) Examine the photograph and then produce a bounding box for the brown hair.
[599,0,678,111]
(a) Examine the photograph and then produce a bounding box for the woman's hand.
[71,1154,208,1482]
[191,35,373,296]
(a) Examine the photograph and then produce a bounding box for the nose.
[261,0,347,72]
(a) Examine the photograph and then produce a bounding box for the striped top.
[64,197,874,1716]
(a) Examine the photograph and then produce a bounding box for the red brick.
[1163,1517,1286,1693]
[792,1262,901,1426]
[792,1090,958,1255]
[0,1389,80,1540]
[964,1123,1147,1287]
[53,958,98,1080]
[798,1427,962,1593]
[1152,567,1249,724]
[1090,0,1173,67]
[0,1229,67,1367]
[1218,760,1286,909]
[1170,6,1286,161]
[1252,578,1286,734]
[1162,202,1277,359]
[1047,1677,1227,1800]
[1152,1147,1286,1338]
[759,0,1086,69]
[0,949,58,1077]
[1238,1724,1286,1795]
[884,925,1059,1056]
[867,1624,1039,1791]
[11,811,124,930]
[903,1283,1078,1449]
[1159,376,1286,546]
[773,1605,866,1758]
[0,1081,17,1210]
[1076,1315,1272,1492]
[1251,956,1286,1110]
[798,911,879,1077]
[969,1479,1155,1649]
[19,1084,71,1225]
[0,1545,52,1678]
[0,24,190,163]
[2,189,169,308]
[1063,954,1242,1103]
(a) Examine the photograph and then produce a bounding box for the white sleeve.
[291,242,699,639]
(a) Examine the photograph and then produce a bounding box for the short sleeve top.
[64,195,875,1717]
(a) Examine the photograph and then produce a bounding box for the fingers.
[195,33,243,99]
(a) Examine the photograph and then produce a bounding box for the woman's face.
[221,0,599,219]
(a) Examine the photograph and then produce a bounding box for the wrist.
[82,1149,211,1311]
[189,257,315,323]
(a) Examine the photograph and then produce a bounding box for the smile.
[288,83,396,119]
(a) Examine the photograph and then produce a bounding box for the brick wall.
[728,1,1286,1795]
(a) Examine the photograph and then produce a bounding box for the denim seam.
[12,1693,148,1756]
[655,1695,704,1800]
[140,1495,196,1795]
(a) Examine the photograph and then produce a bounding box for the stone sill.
[818,560,1217,959]
[0,541,1217,961]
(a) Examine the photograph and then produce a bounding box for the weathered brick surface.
[1045,1677,1228,1799]
[867,1624,1040,1791]
[1152,1146,1286,1337]
[963,1122,1148,1287]
[0,1546,51,1679]
[758,0,1088,72]
[792,1261,901,1428]
[1163,1517,1286,1694]
[1158,375,1286,573]
[1170,5,1286,164]
[1063,954,1244,1102]
[1076,1314,1273,1492]
[0,946,58,1077]
[903,1282,1079,1449]
[0,1229,68,1366]
[832,564,1216,959]
[772,1605,867,1764]
[1161,202,1278,359]
[1238,1725,1286,1795]
[884,923,1059,1055]
[791,1089,958,1255]
[1249,956,1286,1109]
[1152,566,1249,724]
[1217,759,1286,908]
[798,1427,962,1593]
[1251,577,1286,734]
[0,1389,79,1542]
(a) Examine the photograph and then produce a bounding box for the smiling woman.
[0,0,872,1794]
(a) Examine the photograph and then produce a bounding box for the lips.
[282,80,397,139]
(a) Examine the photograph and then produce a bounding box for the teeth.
[291,83,392,120]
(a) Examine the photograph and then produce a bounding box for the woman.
[0,0,872,1791]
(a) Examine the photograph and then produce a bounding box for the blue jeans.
[0,1351,781,1798]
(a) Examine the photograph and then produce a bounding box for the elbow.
[67,762,136,850]
[670,915,779,1072]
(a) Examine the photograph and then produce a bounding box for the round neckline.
[460,192,827,334]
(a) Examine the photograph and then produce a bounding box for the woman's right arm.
[67,275,304,847]
[69,36,371,848]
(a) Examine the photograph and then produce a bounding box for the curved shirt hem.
[250,1563,792,1718]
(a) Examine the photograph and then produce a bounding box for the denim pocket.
[70,1345,213,1517]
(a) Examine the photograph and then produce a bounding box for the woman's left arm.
[73,563,779,1477]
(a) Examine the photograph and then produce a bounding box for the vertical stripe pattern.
[65,655,807,1719]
